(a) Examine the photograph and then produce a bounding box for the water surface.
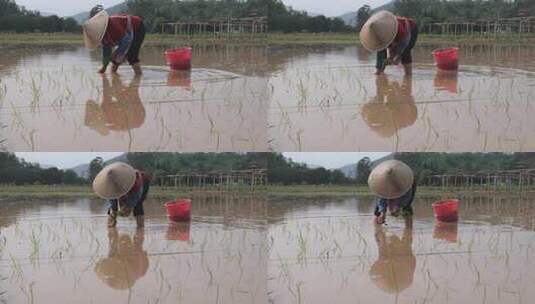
[1,44,535,151]
[1,194,535,303]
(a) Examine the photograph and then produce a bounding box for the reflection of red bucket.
[167,70,192,90]
[165,199,192,222]
[434,70,458,93]
[432,47,459,71]
[166,222,191,241]
[433,221,458,243]
[164,47,192,71]
[432,199,459,222]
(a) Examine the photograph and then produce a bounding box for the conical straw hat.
[359,11,398,52]
[93,162,137,199]
[83,10,109,50]
[368,160,414,199]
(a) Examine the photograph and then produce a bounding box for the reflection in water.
[166,222,191,241]
[433,221,458,243]
[356,47,372,62]
[85,75,145,135]
[94,228,149,290]
[370,218,415,295]
[361,75,417,138]
[167,70,192,90]
[434,69,459,93]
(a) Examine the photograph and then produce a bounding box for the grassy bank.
[2,32,535,47]
[0,184,510,201]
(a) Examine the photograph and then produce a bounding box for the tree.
[356,157,372,185]
[62,170,81,184]
[88,157,104,182]
[356,4,371,32]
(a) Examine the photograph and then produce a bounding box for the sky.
[15,152,389,170]
[283,152,389,169]
[15,0,390,17]
[15,152,123,169]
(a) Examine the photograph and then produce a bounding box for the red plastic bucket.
[432,47,459,71]
[165,199,192,222]
[432,199,459,222]
[164,47,192,71]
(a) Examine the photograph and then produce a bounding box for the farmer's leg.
[107,199,119,228]
[128,21,146,75]
[401,27,418,76]
[376,49,387,75]
[133,200,145,228]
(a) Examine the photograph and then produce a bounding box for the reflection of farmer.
[368,160,416,225]
[360,11,418,75]
[94,228,149,290]
[93,162,151,228]
[361,75,416,138]
[83,5,145,75]
[84,74,145,135]
[369,218,415,294]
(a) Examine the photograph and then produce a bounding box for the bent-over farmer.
[83,5,146,75]
[368,159,417,225]
[360,11,418,75]
[93,162,151,228]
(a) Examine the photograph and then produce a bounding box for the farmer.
[369,217,415,294]
[83,5,146,75]
[368,159,416,225]
[360,11,418,75]
[93,162,151,228]
[361,75,416,138]
[94,228,148,289]
[85,74,145,135]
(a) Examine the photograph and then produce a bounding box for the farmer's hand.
[98,66,107,74]
[375,213,386,225]
[111,64,120,73]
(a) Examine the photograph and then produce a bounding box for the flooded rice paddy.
[1,44,535,151]
[1,194,535,303]
[0,196,268,303]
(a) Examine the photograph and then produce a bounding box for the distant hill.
[338,1,395,26]
[338,153,394,178]
[339,11,358,27]
[71,2,128,24]
[70,153,127,178]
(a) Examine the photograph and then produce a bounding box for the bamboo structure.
[156,168,267,192]
[159,17,268,38]
[425,16,535,38]
[422,168,535,193]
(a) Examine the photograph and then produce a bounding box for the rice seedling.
[19,281,35,304]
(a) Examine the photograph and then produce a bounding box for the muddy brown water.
[1,44,535,151]
[0,196,268,303]
[1,194,535,303]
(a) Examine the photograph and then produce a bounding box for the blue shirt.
[375,183,416,216]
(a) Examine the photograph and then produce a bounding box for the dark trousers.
[127,21,146,65]
[376,26,419,70]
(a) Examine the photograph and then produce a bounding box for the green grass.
[0,184,520,200]
[2,32,534,47]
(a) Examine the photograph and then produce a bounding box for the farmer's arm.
[100,44,112,73]
[374,197,388,224]
[111,32,133,66]
[388,30,411,64]
[376,49,387,75]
